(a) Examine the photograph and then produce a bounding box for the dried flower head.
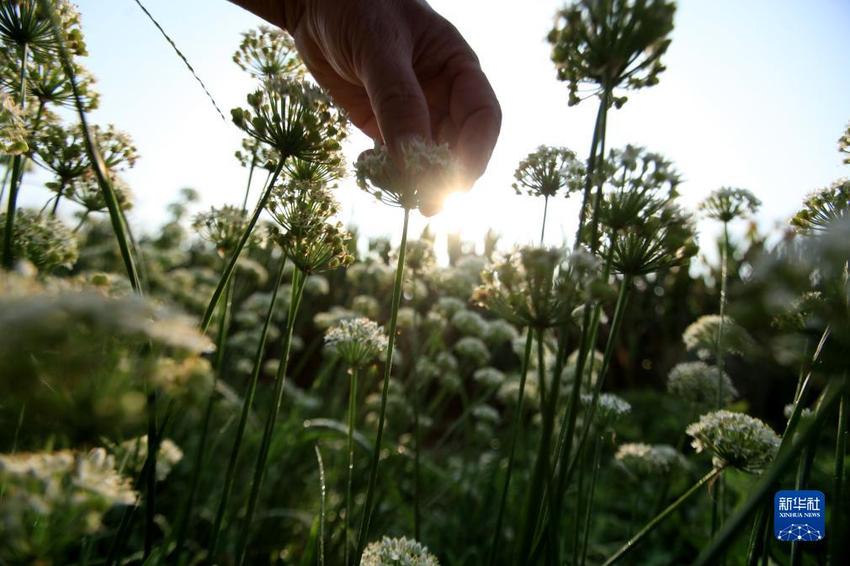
[790,179,850,233]
[325,317,388,368]
[512,145,584,198]
[699,187,762,222]
[667,361,737,407]
[615,443,685,477]
[0,448,134,561]
[355,139,457,210]
[360,536,440,566]
[548,0,675,106]
[193,205,252,256]
[233,25,304,81]
[686,410,780,473]
[682,314,751,361]
[266,181,354,273]
[0,208,77,270]
[1,91,28,154]
[231,78,347,166]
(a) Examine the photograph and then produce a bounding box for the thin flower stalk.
[487,327,534,566]
[830,371,849,564]
[355,208,410,562]
[603,466,725,566]
[580,433,604,566]
[174,279,236,559]
[345,365,358,566]
[694,380,846,566]
[144,389,158,559]
[711,221,730,538]
[201,159,285,331]
[2,42,28,269]
[40,0,142,292]
[315,444,327,566]
[237,267,306,565]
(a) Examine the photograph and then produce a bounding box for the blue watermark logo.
[774,490,825,542]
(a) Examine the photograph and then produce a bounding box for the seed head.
[609,204,697,276]
[699,187,762,223]
[548,0,675,107]
[686,410,780,473]
[667,361,737,407]
[325,317,388,368]
[360,536,440,566]
[355,139,457,210]
[512,145,584,198]
[233,25,304,81]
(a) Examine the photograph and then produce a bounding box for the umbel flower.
[24,58,99,110]
[325,317,388,368]
[266,180,354,273]
[512,145,584,198]
[686,410,780,473]
[0,91,27,154]
[0,208,77,271]
[193,205,253,256]
[65,169,133,213]
[839,122,849,165]
[667,361,737,407]
[90,124,138,171]
[548,0,675,106]
[355,138,457,210]
[113,436,184,482]
[231,78,347,166]
[0,0,87,56]
[581,392,631,426]
[473,246,574,328]
[596,145,681,234]
[360,536,440,566]
[682,314,751,361]
[615,443,686,477]
[0,448,135,562]
[609,204,697,276]
[233,25,304,81]
[699,187,762,223]
[790,179,850,233]
[33,123,88,189]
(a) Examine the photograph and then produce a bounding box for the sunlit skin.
[229,0,501,215]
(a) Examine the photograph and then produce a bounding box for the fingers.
[359,44,432,159]
[449,65,501,189]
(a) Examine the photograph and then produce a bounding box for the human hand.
[231,0,501,215]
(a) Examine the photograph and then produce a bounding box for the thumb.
[359,48,432,162]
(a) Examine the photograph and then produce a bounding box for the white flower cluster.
[682,315,748,361]
[667,361,737,407]
[325,317,388,368]
[686,410,780,473]
[360,536,440,566]
[615,443,686,477]
[581,392,631,425]
[1,91,28,155]
[450,309,489,338]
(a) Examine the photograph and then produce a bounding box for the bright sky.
[22,0,850,254]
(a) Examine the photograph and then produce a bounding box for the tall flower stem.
[143,389,159,559]
[410,270,423,542]
[241,149,258,211]
[207,258,287,560]
[345,366,359,566]
[694,379,846,566]
[580,433,604,566]
[487,327,534,566]
[174,278,236,560]
[603,466,725,566]
[355,208,410,563]
[315,444,327,566]
[712,221,731,553]
[201,159,286,332]
[829,371,849,565]
[2,42,28,269]
[42,0,143,292]
[540,196,549,245]
[50,180,67,216]
[237,267,306,565]
[574,89,611,249]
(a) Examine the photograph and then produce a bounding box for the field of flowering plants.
[1,0,849,565]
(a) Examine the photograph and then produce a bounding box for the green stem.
[144,390,158,559]
[410,273,422,542]
[829,371,849,565]
[241,150,258,211]
[540,196,549,245]
[487,327,535,566]
[580,433,604,566]
[201,159,286,332]
[50,179,66,217]
[2,42,28,269]
[694,379,846,566]
[41,0,143,292]
[208,258,287,559]
[603,466,725,566]
[236,267,306,565]
[574,89,610,249]
[345,366,359,566]
[174,278,236,559]
[315,444,327,566]
[711,222,731,551]
[355,208,411,563]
